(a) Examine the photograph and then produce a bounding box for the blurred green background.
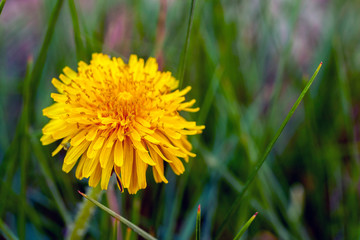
[1,0,360,239]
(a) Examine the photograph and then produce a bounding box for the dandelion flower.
[41,53,204,194]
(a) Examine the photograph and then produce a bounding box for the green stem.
[215,62,323,239]
[67,186,103,240]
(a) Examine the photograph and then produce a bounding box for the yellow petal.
[114,140,124,167]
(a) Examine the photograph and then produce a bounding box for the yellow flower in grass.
[41,53,204,194]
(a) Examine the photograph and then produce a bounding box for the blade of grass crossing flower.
[233,212,258,240]
[0,218,18,240]
[177,0,196,89]
[67,186,103,240]
[215,62,323,239]
[78,191,157,240]
[0,0,6,15]
[30,134,71,225]
[196,205,201,240]
[68,0,84,61]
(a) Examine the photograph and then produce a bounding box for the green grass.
[1,0,360,239]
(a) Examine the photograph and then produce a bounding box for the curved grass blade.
[0,0,6,15]
[233,212,258,240]
[196,205,201,240]
[78,191,157,240]
[215,62,323,239]
[177,0,196,89]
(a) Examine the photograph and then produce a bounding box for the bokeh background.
[1,0,360,239]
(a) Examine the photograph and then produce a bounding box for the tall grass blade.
[0,0,6,15]
[196,205,201,240]
[215,62,323,239]
[78,191,157,240]
[112,220,118,240]
[177,0,196,89]
[233,212,258,240]
[68,0,84,61]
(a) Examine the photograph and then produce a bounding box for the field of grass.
[1,0,360,239]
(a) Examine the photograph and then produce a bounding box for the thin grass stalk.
[233,212,258,240]
[67,186,103,240]
[78,191,157,240]
[0,0,6,15]
[112,220,118,240]
[0,218,18,240]
[196,205,201,240]
[68,0,84,61]
[30,135,71,225]
[215,62,323,239]
[177,0,196,89]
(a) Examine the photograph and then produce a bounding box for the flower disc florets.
[41,53,204,194]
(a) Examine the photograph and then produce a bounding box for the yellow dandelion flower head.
[41,53,204,194]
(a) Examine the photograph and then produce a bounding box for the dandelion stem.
[67,186,103,240]
[215,62,323,239]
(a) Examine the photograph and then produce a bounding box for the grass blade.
[78,191,157,240]
[177,0,196,89]
[196,205,201,240]
[233,212,258,240]
[112,220,118,240]
[68,0,84,61]
[0,0,6,15]
[215,62,323,239]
